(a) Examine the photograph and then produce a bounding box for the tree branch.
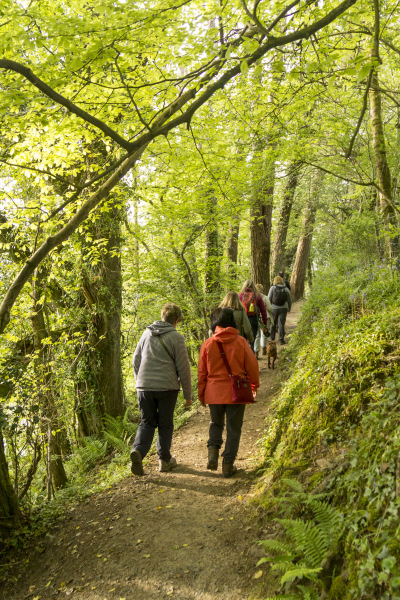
[303,160,400,214]
[0,59,132,151]
[0,0,359,333]
[345,68,373,159]
[0,144,148,333]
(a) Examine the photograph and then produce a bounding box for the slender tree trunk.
[290,172,324,300]
[31,270,68,490]
[369,187,384,260]
[204,191,220,297]
[251,145,275,290]
[369,11,399,259]
[271,161,302,277]
[0,426,18,530]
[226,215,240,281]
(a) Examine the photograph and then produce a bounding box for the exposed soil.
[2,303,302,600]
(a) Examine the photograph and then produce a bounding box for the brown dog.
[267,341,277,369]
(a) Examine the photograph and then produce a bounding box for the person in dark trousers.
[278,271,291,291]
[238,279,268,352]
[198,308,259,477]
[130,303,192,475]
[268,275,292,345]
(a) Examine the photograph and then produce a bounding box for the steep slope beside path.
[3,302,302,600]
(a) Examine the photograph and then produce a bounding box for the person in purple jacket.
[238,279,268,352]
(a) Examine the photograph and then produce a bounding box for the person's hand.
[183,398,192,409]
[252,390,257,399]
[200,400,206,408]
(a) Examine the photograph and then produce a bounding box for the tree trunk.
[369,55,399,258]
[290,172,324,300]
[204,191,220,298]
[250,155,275,291]
[31,270,68,490]
[0,426,18,530]
[226,215,240,281]
[77,204,124,434]
[271,161,302,277]
[368,187,384,260]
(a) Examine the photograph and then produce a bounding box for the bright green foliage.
[258,260,400,599]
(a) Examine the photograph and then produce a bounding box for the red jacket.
[198,327,259,405]
[239,288,268,325]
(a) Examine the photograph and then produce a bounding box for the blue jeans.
[207,404,246,463]
[132,390,178,461]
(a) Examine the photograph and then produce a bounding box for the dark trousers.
[247,315,259,352]
[131,390,178,461]
[208,404,246,463]
[270,308,288,343]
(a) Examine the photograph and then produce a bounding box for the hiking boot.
[222,460,237,478]
[262,346,267,356]
[159,457,177,472]
[130,449,144,476]
[207,446,219,471]
[255,350,259,360]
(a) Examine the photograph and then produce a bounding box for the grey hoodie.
[132,321,192,400]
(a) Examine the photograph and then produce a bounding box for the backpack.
[242,291,256,315]
[272,285,287,306]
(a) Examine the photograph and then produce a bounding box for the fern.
[258,539,294,555]
[103,408,138,453]
[258,492,343,599]
[281,565,322,584]
[282,478,306,494]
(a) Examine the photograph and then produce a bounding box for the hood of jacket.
[213,326,239,343]
[146,321,176,336]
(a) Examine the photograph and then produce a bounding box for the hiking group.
[130,274,292,479]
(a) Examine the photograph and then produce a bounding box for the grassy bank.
[256,261,400,600]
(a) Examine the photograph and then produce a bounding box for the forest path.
[4,302,303,600]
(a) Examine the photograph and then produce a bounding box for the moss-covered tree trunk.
[31,270,68,490]
[369,3,398,260]
[251,158,275,290]
[0,426,18,530]
[290,172,324,300]
[271,161,301,277]
[78,205,124,435]
[369,69,399,260]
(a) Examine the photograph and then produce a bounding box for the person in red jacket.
[238,279,268,352]
[198,308,259,477]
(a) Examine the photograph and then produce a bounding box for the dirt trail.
[3,303,302,600]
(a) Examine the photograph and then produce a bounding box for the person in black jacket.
[268,276,292,345]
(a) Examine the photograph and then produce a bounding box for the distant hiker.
[218,291,254,343]
[198,308,259,477]
[130,303,192,476]
[253,283,274,360]
[268,275,292,345]
[238,279,268,352]
[278,271,291,291]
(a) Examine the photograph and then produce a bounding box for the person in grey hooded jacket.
[268,275,292,345]
[130,302,192,476]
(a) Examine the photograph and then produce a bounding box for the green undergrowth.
[255,261,400,600]
[1,391,198,568]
